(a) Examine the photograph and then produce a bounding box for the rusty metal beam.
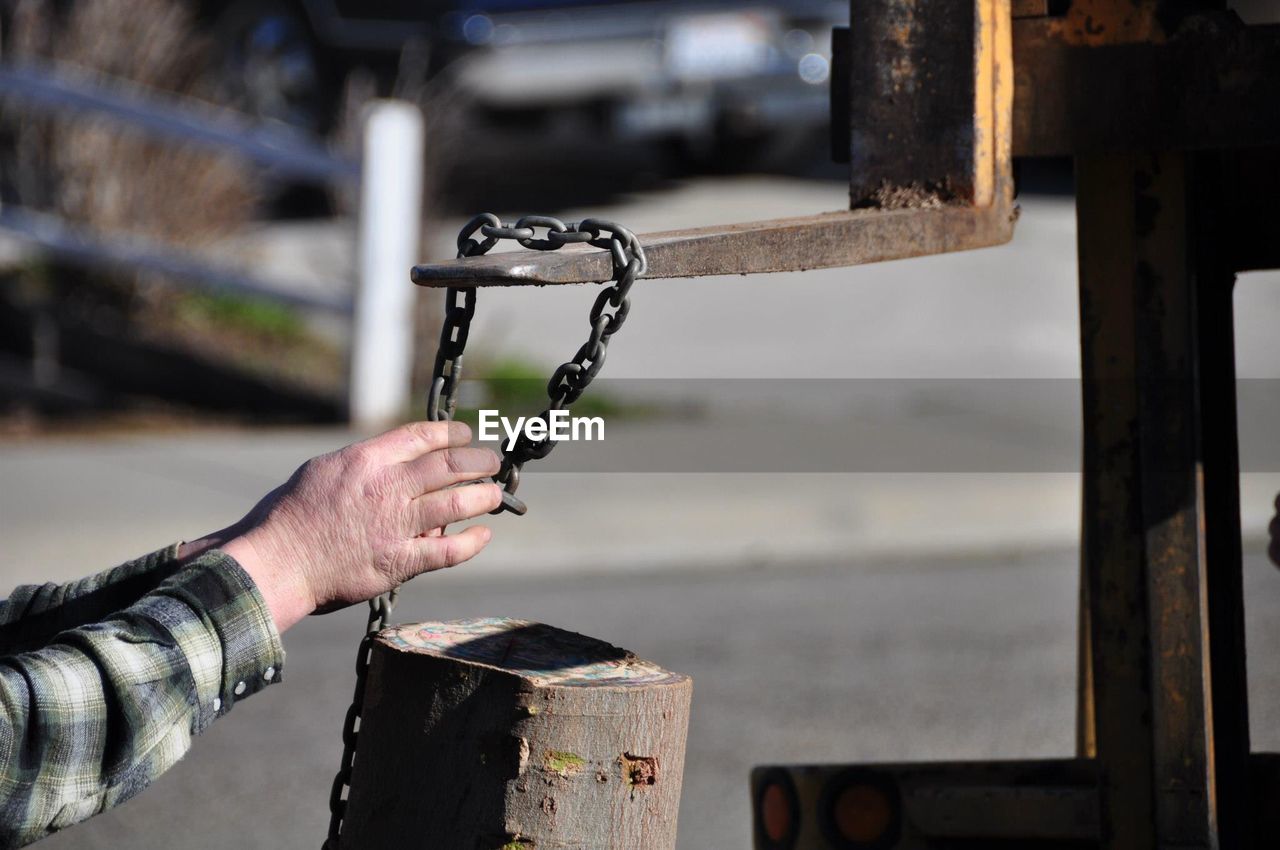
[846,0,996,207]
[1075,154,1154,850]
[411,204,1017,288]
[414,0,1015,289]
[412,3,1280,290]
[1013,19,1280,156]
[1011,0,1053,17]
[1076,148,1252,850]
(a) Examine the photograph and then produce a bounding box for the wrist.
[178,530,234,562]
[219,528,316,634]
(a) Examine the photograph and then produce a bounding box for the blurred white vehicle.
[449,0,846,169]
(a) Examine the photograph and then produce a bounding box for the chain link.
[424,213,493,426]
[429,213,646,517]
[321,213,643,848]
[322,588,397,849]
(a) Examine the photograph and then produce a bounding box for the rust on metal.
[414,3,1279,286]
[415,0,1014,289]
[1012,16,1280,156]
[412,203,1017,288]
[1042,0,1167,46]
[1076,146,1253,848]
[1075,153,1155,850]
[1068,4,1259,845]
[844,0,1013,209]
[1010,0,1052,18]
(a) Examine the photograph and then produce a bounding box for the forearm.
[0,545,185,654]
[0,550,283,848]
[180,524,314,633]
[3,419,498,658]
[0,527,301,654]
[0,420,500,847]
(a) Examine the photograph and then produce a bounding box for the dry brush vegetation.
[1,0,350,416]
[5,0,261,245]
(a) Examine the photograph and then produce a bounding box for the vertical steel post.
[1075,149,1251,849]
[844,0,1012,210]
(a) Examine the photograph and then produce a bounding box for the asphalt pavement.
[7,173,1280,848]
[29,550,1280,850]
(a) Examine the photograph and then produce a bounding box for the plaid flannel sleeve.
[0,549,285,848]
[0,544,187,657]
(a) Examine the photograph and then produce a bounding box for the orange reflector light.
[761,782,792,842]
[833,784,894,844]
[755,769,800,849]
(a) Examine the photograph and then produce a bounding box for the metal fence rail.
[0,206,354,315]
[0,60,425,425]
[0,61,359,185]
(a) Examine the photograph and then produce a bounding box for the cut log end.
[340,618,692,850]
[379,618,689,689]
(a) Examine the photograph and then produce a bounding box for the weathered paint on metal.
[1070,4,1257,846]
[1011,0,1052,17]
[1076,147,1253,849]
[1186,149,1252,850]
[414,0,1015,290]
[1076,152,1158,850]
[977,0,1015,208]
[845,0,1013,209]
[1042,0,1168,46]
[1013,17,1280,156]
[1130,152,1212,846]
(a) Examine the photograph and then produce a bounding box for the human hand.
[185,421,501,631]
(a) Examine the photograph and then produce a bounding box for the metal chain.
[321,213,643,848]
[322,588,397,849]
[427,213,647,516]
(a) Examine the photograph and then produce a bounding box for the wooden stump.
[339,618,693,850]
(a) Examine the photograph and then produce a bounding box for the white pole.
[350,99,425,429]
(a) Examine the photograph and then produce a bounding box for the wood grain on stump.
[339,618,693,850]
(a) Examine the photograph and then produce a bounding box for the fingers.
[399,446,500,495]
[401,524,493,575]
[410,481,503,532]
[360,420,473,464]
